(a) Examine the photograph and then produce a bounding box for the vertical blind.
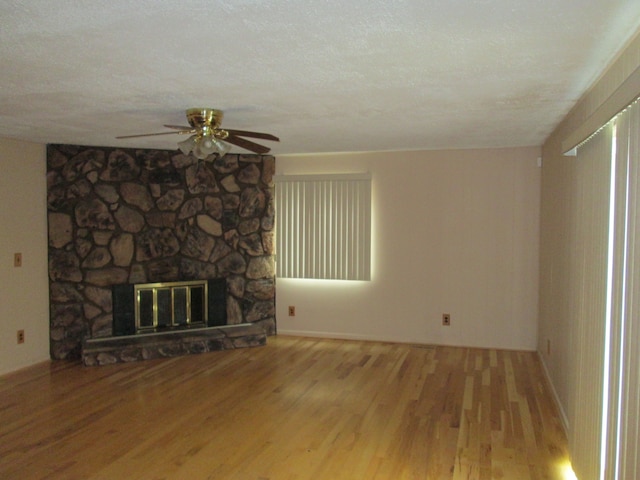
[570,124,613,480]
[570,96,640,479]
[603,98,640,479]
[274,173,371,281]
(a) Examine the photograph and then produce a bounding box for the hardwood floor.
[0,336,570,479]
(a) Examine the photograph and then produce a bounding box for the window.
[274,173,371,281]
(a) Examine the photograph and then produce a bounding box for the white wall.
[0,137,50,375]
[276,147,540,351]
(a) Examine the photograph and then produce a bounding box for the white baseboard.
[537,351,570,435]
[276,329,536,352]
[276,329,397,343]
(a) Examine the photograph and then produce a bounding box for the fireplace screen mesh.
[135,281,208,332]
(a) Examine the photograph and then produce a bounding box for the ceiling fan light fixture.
[179,133,230,160]
[213,137,232,157]
[199,135,216,155]
[177,135,197,155]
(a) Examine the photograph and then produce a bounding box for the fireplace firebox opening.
[112,278,226,336]
[136,280,207,332]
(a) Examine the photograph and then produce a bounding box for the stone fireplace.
[47,144,276,361]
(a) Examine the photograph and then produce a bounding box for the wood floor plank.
[0,336,570,479]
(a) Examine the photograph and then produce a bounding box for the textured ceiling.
[1,0,639,156]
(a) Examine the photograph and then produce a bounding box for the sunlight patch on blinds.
[274,173,371,281]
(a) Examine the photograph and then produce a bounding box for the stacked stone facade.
[47,144,276,360]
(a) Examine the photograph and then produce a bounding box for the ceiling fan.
[116,108,279,159]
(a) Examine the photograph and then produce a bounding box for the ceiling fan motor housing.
[186,108,223,134]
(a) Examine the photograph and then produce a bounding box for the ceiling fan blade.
[224,134,272,154]
[164,124,195,131]
[223,129,280,142]
[116,131,187,139]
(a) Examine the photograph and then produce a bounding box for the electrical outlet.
[442,313,451,326]
[17,329,25,344]
[14,253,22,267]
[288,306,296,316]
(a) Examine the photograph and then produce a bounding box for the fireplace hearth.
[81,323,267,366]
[81,277,266,366]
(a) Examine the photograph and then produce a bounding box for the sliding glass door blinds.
[569,123,613,480]
[603,99,640,480]
[570,97,640,480]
